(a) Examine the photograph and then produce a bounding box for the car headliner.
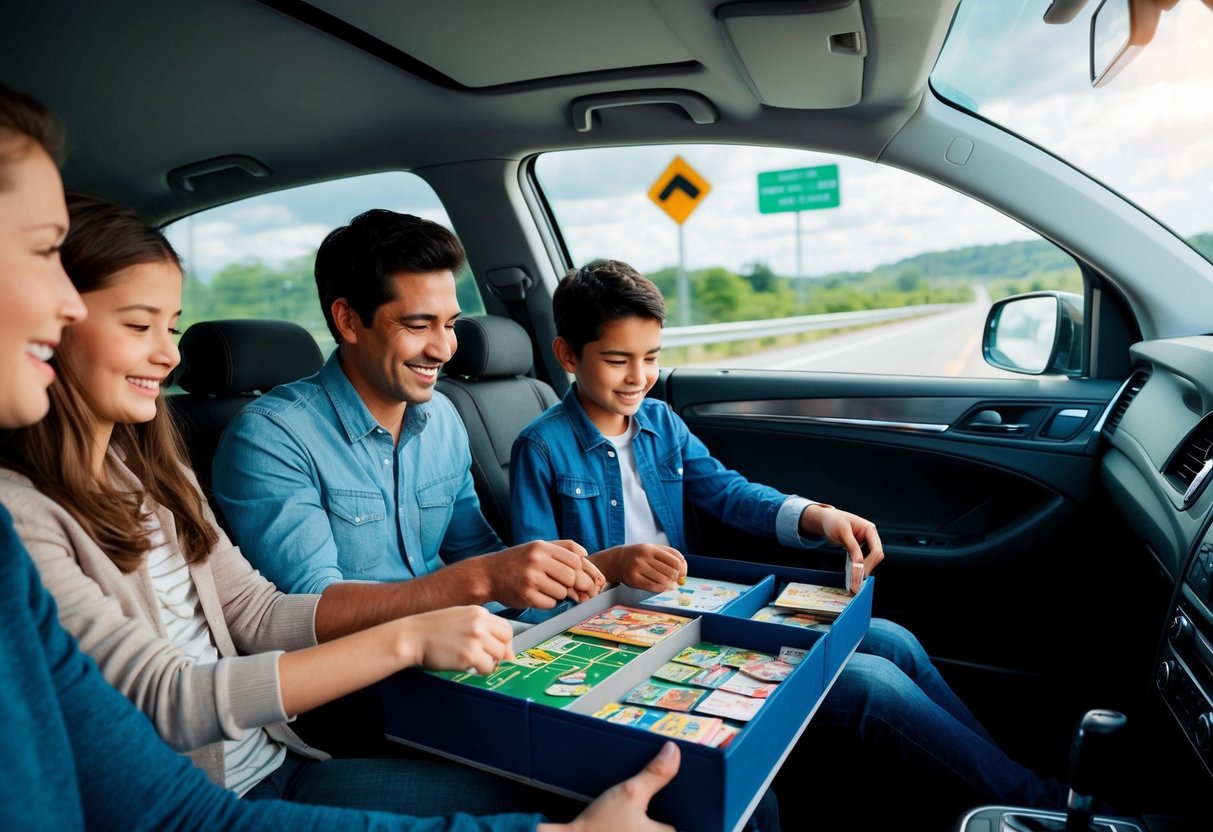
[0,0,957,222]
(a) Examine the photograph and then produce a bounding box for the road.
[680,288,1021,379]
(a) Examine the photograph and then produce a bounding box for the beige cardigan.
[0,457,329,786]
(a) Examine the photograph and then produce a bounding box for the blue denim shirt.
[213,350,503,595]
[510,385,818,554]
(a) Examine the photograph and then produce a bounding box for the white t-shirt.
[605,419,670,547]
[145,516,286,795]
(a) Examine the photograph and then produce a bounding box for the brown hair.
[554,258,667,356]
[0,193,218,571]
[0,82,61,190]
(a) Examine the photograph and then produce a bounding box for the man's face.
[338,269,460,424]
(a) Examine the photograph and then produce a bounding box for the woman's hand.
[399,605,515,674]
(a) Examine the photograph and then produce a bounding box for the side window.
[164,172,485,354]
[533,146,1081,378]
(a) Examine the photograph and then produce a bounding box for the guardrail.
[661,302,962,348]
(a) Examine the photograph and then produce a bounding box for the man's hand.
[539,741,679,832]
[590,544,687,593]
[800,504,885,594]
[398,606,514,674]
[483,540,606,608]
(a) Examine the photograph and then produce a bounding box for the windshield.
[932,0,1213,266]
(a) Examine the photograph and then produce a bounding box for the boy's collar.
[561,383,654,450]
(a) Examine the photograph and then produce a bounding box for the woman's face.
[0,141,86,429]
[59,259,182,434]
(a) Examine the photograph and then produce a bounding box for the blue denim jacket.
[510,385,816,554]
[213,350,503,595]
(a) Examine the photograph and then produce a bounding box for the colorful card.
[671,642,724,668]
[593,703,665,730]
[650,712,724,744]
[770,582,851,619]
[652,661,702,684]
[739,659,795,683]
[695,689,766,722]
[567,605,691,647]
[751,605,833,632]
[720,672,776,699]
[688,664,735,689]
[707,723,743,749]
[719,647,774,668]
[645,577,751,613]
[624,681,706,712]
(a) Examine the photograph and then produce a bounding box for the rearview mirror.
[983,291,1084,376]
[1090,0,1160,87]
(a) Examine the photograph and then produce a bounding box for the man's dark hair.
[554,258,666,356]
[314,209,466,340]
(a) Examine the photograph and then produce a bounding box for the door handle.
[964,409,1027,434]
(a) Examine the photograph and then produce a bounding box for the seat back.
[438,315,558,543]
[168,319,324,498]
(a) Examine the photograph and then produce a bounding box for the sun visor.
[719,0,867,108]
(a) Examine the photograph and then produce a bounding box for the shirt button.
[610,499,618,507]
[575,487,582,495]
[383,458,390,465]
[677,467,684,475]
[607,450,616,458]
[354,516,362,523]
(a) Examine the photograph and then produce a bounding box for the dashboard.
[1101,336,1213,782]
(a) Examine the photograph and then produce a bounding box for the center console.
[1157,537,1213,780]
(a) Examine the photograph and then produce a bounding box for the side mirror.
[983,291,1084,377]
[1090,0,1160,87]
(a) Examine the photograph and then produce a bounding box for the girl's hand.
[403,605,514,674]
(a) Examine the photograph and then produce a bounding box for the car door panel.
[658,368,1162,746]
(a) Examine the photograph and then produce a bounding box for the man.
[213,210,603,632]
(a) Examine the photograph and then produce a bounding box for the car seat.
[168,319,324,505]
[437,315,558,543]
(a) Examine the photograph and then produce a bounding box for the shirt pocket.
[417,472,460,557]
[656,450,685,482]
[326,488,387,573]
[556,475,602,543]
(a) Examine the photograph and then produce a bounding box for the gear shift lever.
[1000,709,1127,832]
[1065,709,1127,832]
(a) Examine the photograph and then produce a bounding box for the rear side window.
[163,172,485,354]
[533,145,1081,379]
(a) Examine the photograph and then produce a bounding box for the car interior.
[4,0,1213,830]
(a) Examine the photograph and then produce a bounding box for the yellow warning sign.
[647,156,711,225]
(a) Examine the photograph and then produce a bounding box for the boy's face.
[555,315,662,436]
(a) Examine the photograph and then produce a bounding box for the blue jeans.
[810,618,1067,811]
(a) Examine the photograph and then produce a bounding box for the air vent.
[1101,370,1150,436]
[1167,416,1213,489]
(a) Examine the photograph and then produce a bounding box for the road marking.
[944,331,982,376]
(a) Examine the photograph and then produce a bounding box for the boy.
[509,259,1068,822]
[509,258,882,588]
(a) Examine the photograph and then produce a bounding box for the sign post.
[757,164,840,296]
[649,156,711,326]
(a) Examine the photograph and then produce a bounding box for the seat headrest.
[177,319,324,395]
[444,316,534,380]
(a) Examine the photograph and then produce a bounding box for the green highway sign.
[758,164,840,214]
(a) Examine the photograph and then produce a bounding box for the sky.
[166,0,1213,283]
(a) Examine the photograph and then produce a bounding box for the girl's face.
[59,259,182,434]
[0,141,86,429]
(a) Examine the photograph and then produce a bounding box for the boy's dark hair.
[314,209,466,341]
[554,259,666,356]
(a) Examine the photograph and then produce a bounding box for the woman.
[0,190,595,816]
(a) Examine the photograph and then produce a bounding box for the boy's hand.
[539,741,679,832]
[590,544,687,593]
[800,504,885,594]
[485,540,605,608]
[402,605,514,674]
